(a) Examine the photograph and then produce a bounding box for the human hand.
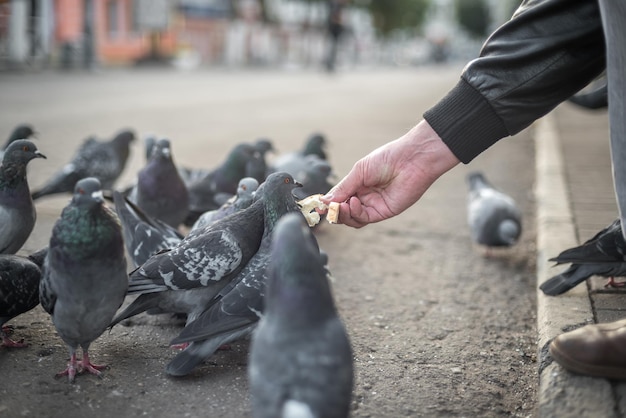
[320,120,460,228]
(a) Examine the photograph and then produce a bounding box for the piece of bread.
[297,194,340,226]
[326,202,339,224]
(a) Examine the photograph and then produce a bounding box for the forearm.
[425,0,605,163]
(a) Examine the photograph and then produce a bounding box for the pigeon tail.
[499,219,521,246]
[166,332,238,376]
[109,293,161,328]
[540,265,588,296]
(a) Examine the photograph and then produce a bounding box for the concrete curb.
[534,114,616,417]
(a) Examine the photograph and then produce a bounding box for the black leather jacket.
[424,0,606,163]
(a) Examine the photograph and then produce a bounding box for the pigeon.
[129,138,189,228]
[270,132,327,176]
[0,140,47,254]
[248,213,353,418]
[165,174,304,376]
[291,155,335,201]
[185,142,256,225]
[190,177,259,233]
[109,173,300,334]
[0,247,48,347]
[39,177,128,383]
[31,129,135,200]
[1,124,37,159]
[466,171,522,249]
[246,138,274,184]
[112,191,184,268]
[541,218,626,295]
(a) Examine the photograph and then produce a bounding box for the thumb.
[321,172,359,204]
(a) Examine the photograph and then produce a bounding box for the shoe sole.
[549,341,626,380]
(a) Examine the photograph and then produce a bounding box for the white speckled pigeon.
[466,171,522,249]
[130,138,189,228]
[0,247,47,347]
[39,177,128,383]
[31,129,135,200]
[190,177,259,233]
[165,175,304,377]
[541,218,626,295]
[0,140,47,254]
[110,173,301,334]
[112,191,184,268]
[249,213,353,418]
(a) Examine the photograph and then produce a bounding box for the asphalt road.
[0,65,537,418]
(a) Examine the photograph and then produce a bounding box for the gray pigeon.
[0,124,37,159]
[541,218,626,295]
[190,177,259,233]
[270,132,327,175]
[112,191,184,268]
[246,138,274,184]
[165,174,304,377]
[0,140,47,254]
[39,177,128,383]
[249,213,353,418]
[109,173,300,333]
[0,247,47,347]
[291,155,335,201]
[130,138,189,228]
[31,129,135,200]
[185,142,257,226]
[466,171,522,248]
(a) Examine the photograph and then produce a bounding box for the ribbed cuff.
[423,78,509,164]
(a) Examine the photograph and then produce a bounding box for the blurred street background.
[0,0,520,73]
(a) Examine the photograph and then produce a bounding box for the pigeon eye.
[242,185,247,191]
[284,178,290,184]
[78,188,85,195]
[22,146,29,151]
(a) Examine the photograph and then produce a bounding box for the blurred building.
[0,0,375,70]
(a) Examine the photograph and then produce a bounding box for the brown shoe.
[549,318,626,380]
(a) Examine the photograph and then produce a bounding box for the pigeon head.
[466,171,490,189]
[259,172,303,232]
[152,138,172,161]
[113,129,136,145]
[71,177,104,208]
[2,139,46,166]
[237,177,259,196]
[254,138,275,155]
[265,212,332,320]
[303,132,327,159]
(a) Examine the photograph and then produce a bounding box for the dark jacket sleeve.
[423,0,606,163]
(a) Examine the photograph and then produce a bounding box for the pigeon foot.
[171,342,189,350]
[1,335,27,348]
[56,352,107,383]
[605,277,626,288]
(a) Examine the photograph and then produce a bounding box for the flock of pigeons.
[3,117,625,414]
[0,123,352,417]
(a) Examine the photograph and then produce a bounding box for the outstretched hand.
[321,120,460,228]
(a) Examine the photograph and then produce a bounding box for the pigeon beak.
[294,180,303,188]
[35,151,47,159]
[92,190,104,202]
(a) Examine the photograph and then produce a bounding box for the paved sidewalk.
[536,103,626,417]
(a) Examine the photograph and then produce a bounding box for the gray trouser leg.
[598,1,626,238]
